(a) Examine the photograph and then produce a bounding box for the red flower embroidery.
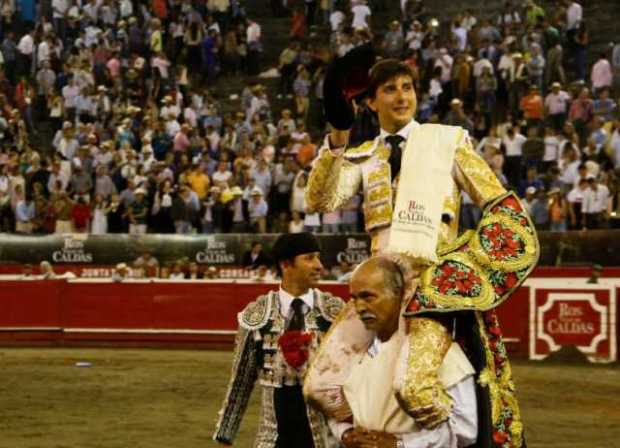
[488,325,502,337]
[504,272,518,289]
[493,430,509,445]
[503,197,522,213]
[278,331,313,369]
[407,300,421,313]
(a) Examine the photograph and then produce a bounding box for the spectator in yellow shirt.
[187,164,210,200]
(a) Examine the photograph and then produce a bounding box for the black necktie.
[385,135,405,180]
[288,298,305,331]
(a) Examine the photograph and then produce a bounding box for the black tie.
[288,298,305,331]
[385,135,405,180]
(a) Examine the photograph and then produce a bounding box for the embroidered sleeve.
[405,192,540,315]
[318,293,345,322]
[213,326,259,444]
[305,146,362,213]
[452,131,506,209]
[395,318,453,429]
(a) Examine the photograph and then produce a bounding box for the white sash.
[386,124,459,264]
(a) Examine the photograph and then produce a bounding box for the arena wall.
[0,268,618,362]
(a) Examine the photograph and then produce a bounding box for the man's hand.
[342,427,398,448]
[329,128,350,149]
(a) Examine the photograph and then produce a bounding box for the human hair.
[371,257,405,300]
[367,59,415,99]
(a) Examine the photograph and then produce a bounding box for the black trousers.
[273,385,314,448]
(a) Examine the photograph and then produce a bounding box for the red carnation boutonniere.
[278,331,313,369]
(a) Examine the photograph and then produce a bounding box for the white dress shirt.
[278,287,314,322]
[329,336,478,448]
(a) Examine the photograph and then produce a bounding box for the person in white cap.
[544,82,571,130]
[128,188,148,234]
[248,186,268,233]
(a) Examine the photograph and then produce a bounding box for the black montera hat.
[271,232,320,263]
[323,44,376,130]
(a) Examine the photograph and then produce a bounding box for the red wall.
[1,273,618,359]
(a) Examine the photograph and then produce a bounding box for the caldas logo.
[196,236,235,264]
[336,237,369,264]
[397,200,432,225]
[52,235,94,263]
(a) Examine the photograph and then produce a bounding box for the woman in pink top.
[569,87,593,145]
[173,124,191,152]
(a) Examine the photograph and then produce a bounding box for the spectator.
[39,261,57,279]
[548,188,569,232]
[248,187,268,233]
[520,85,544,128]
[544,82,571,130]
[567,178,589,229]
[71,197,91,233]
[530,188,550,230]
[444,99,473,134]
[241,241,270,270]
[21,264,34,279]
[134,251,160,278]
[186,262,203,279]
[582,176,610,229]
[591,52,613,93]
[15,194,35,233]
[592,87,616,122]
[112,263,131,282]
[171,186,193,234]
[289,211,304,233]
[91,194,110,234]
[169,261,186,279]
[54,192,74,233]
[128,188,148,234]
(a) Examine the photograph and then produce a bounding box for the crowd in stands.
[0,0,618,237]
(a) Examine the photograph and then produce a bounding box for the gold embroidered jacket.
[305,124,506,252]
[213,289,344,448]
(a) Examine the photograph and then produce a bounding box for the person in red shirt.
[290,8,306,39]
[520,85,544,128]
[71,197,92,233]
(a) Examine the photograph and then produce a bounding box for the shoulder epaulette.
[317,291,345,322]
[237,291,275,331]
[344,140,376,160]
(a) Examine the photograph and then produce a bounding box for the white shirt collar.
[378,119,419,146]
[279,287,314,317]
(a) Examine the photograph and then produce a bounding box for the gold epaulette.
[343,140,376,160]
[237,292,275,331]
[316,292,345,322]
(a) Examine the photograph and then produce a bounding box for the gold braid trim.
[437,230,475,257]
[476,312,524,448]
[398,318,453,429]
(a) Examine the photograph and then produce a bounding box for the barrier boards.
[1,271,618,362]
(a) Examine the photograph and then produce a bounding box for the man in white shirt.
[502,126,527,187]
[52,0,69,39]
[565,0,582,31]
[329,8,345,32]
[17,32,34,77]
[582,176,610,229]
[544,82,571,130]
[325,257,478,448]
[351,0,371,30]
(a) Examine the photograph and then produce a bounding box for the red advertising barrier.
[0,272,618,362]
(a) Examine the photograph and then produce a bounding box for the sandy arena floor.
[0,348,618,448]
